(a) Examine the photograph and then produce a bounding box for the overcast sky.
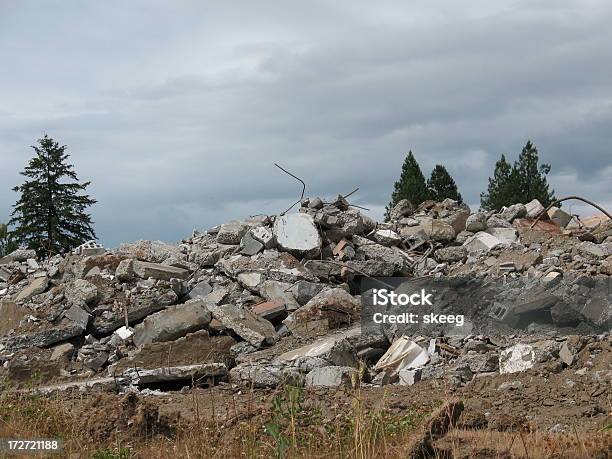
[1,0,611,248]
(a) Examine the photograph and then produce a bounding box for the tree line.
[1,135,556,258]
[385,140,555,218]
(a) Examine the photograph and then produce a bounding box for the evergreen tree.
[512,140,555,207]
[385,151,430,220]
[427,165,462,203]
[0,223,14,257]
[9,135,97,257]
[480,141,555,211]
[480,154,514,210]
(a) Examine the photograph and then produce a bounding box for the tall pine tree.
[512,140,555,207]
[427,165,462,203]
[480,141,555,210]
[480,154,514,210]
[9,135,97,257]
[0,223,13,257]
[385,151,430,220]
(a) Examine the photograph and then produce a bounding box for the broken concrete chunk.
[257,280,300,311]
[0,304,90,351]
[278,332,359,368]
[398,368,422,386]
[559,341,575,366]
[353,237,411,273]
[388,199,414,221]
[133,261,189,281]
[273,213,322,258]
[73,240,106,256]
[250,226,275,249]
[0,248,37,264]
[212,304,278,347]
[305,366,358,387]
[216,220,250,245]
[525,199,546,219]
[126,363,227,386]
[485,227,519,244]
[421,218,456,242]
[237,272,263,289]
[548,206,572,227]
[115,258,135,282]
[434,246,467,263]
[114,325,135,341]
[15,276,48,302]
[50,343,75,361]
[462,232,501,253]
[443,209,470,235]
[117,240,184,264]
[454,353,499,373]
[185,281,212,301]
[308,197,324,209]
[283,288,359,338]
[240,231,264,256]
[372,229,402,246]
[486,215,513,228]
[500,203,527,222]
[578,241,611,259]
[133,302,212,347]
[0,266,11,282]
[499,343,535,374]
[251,300,286,321]
[114,331,235,373]
[64,304,91,329]
[290,280,325,305]
[304,260,341,279]
[465,213,487,232]
[66,279,98,305]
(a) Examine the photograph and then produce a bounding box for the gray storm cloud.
[1,0,611,247]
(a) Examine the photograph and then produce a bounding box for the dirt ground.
[1,361,609,458]
[0,339,609,458]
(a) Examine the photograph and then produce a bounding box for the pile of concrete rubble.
[0,196,610,392]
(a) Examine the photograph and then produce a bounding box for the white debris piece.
[485,227,519,244]
[73,240,106,256]
[462,231,501,253]
[250,226,275,249]
[372,229,402,246]
[374,336,429,376]
[114,326,134,341]
[398,368,422,386]
[548,206,572,227]
[273,213,322,258]
[499,343,535,374]
[525,199,545,219]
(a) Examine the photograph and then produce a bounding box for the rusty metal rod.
[530,196,612,228]
[274,163,306,216]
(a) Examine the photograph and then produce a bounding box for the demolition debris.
[0,193,610,394]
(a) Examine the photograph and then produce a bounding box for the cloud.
[0,0,611,247]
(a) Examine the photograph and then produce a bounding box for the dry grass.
[0,385,609,459]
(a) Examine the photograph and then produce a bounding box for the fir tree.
[480,154,514,210]
[0,223,13,257]
[9,135,97,257]
[427,165,462,203]
[512,140,555,207]
[480,141,555,211]
[385,151,430,220]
